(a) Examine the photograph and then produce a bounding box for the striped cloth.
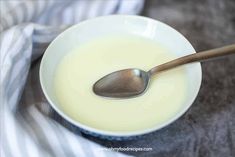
[0,0,144,157]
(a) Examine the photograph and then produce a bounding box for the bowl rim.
[40,15,202,137]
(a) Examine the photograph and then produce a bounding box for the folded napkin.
[0,0,144,157]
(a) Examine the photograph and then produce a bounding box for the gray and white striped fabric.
[0,0,144,157]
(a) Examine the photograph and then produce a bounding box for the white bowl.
[40,15,202,139]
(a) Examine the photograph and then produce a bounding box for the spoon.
[93,44,235,98]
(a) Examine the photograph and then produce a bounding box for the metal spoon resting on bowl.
[93,44,235,98]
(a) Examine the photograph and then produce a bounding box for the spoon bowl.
[93,69,150,98]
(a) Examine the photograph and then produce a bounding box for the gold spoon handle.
[149,44,235,76]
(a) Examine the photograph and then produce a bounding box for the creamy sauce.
[54,35,188,132]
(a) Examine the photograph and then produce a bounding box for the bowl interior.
[40,15,201,137]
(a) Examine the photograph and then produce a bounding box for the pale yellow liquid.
[54,35,188,132]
